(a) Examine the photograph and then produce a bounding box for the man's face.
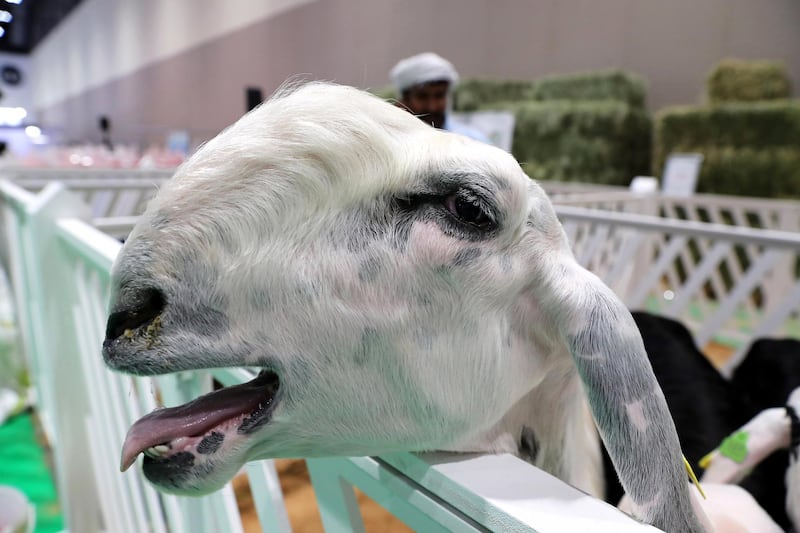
[401,81,450,129]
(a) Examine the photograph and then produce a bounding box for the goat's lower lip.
[121,370,280,471]
[141,451,198,490]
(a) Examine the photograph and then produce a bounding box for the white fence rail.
[542,184,800,370]
[0,178,652,532]
[5,167,173,221]
[556,205,800,374]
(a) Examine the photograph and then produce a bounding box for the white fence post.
[0,181,103,531]
[307,458,368,533]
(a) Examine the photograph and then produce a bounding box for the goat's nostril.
[105,287,166,341]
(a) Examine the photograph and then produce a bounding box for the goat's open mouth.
[120,370,280,472]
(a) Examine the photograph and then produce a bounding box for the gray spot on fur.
[342,211,392,252]
[433,265,450,276]
[346,232,370,253]
[417,293,433,307]
[391,215,413,252]
[197,432,224,454]
[358,256,382,282]
[453,247,482,267]
[355,329,378,365]
[247,288,272,310]
[433,266,458,290]
[294,280,320,300]
[518,426,539,463]
[355,328,391,366]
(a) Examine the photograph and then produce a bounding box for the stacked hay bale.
[458,70,652,186]
[655,60,799,198]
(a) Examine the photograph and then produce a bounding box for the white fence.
[542,184,800,373]
[2,171,799,532]
[556,205,800,374]
[5,168,173,238]
[1,181,281,533]
[0,176,654,532]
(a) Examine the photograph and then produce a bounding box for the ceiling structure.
[0,0,83,55]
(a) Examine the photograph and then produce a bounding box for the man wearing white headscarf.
[389,52,489,143]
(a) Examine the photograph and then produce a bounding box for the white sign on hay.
[451,110,516,152]
[662,153,704,197]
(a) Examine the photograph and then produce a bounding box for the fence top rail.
[539,181,628,194]
[13,178,170,190]
[661,191,800,209]
[56,217,121,274]
[0,167,176,178]
[93,216,141,236]
[552,190,654,204]
[555,205,800,249]
[380,452,658,532]
[0,179,38,212]
[552,189,800,210]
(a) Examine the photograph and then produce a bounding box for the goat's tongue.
[120,372,277,472]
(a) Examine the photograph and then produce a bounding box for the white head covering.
[389,52,460,96]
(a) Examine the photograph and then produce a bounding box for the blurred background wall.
[28,0,800,146]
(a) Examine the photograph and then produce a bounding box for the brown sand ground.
[235,343,736,532]
[704,341,735,370]
[234,459,411,532]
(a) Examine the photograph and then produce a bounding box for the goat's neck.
[452,355,605,498]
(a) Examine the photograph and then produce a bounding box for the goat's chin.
[141,452,247,496]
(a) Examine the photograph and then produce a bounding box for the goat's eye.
[444,191,493,229]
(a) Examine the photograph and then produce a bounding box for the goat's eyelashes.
[444,190,495,230]
[394,188,499,239]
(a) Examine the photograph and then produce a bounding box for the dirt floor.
[234,459,410,532]
[235,342,736,532]
[703,341,735,370]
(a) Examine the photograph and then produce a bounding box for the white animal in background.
[699,387,800,531]
[620,483,781,533]
[102,82,705,532]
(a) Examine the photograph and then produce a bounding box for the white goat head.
[103,82,703,532]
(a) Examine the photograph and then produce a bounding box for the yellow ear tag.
[684,455,706,499]
[698,451,714,470]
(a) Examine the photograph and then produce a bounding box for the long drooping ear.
[524,225,705,531]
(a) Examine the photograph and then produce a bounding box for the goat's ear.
[527,246,704,531]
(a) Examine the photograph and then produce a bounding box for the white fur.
[620,484,780,533]
[700,389,800,531]
[106,82,704,532]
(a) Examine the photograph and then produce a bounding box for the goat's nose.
[105,287,166,340]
